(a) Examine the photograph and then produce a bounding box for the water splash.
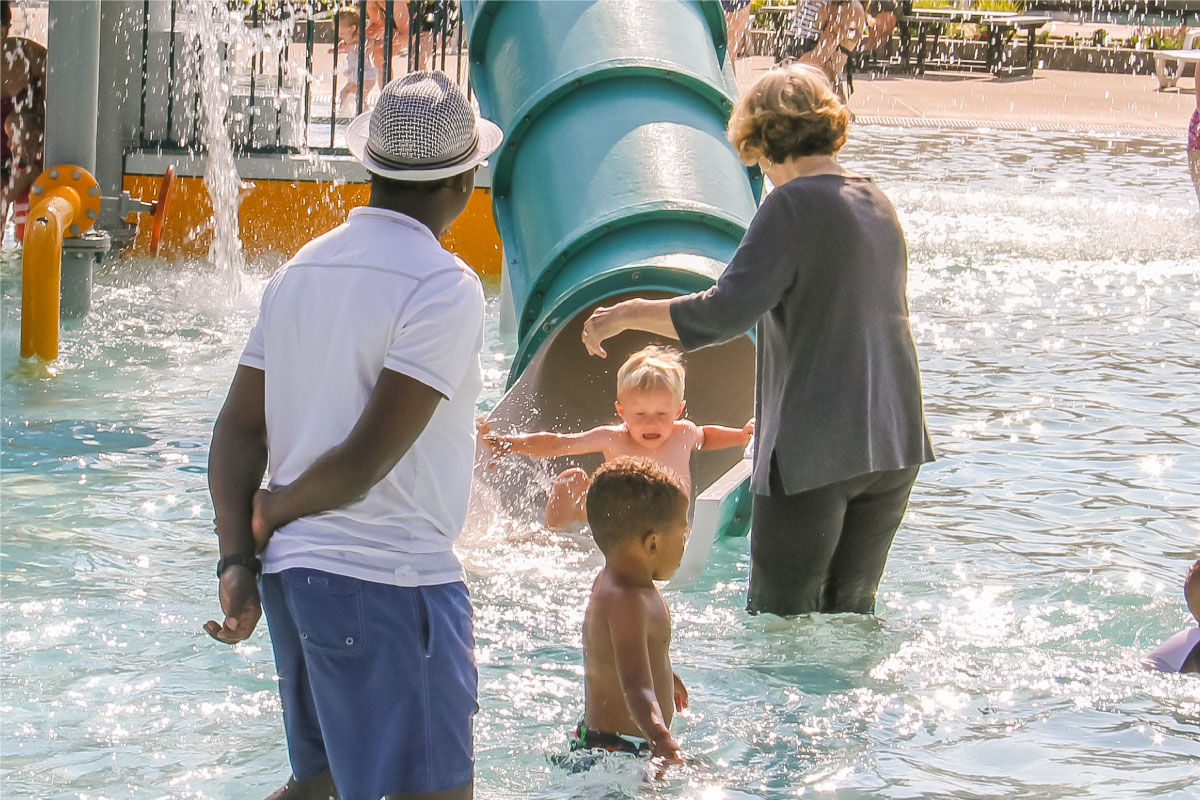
[175,0,243,289]
[175,1,296,292]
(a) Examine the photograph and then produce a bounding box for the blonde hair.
[727,63,850,164]
[616,346,685,401]
[336,7,361,30]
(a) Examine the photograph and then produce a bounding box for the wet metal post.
[46,0,111,318]
[97,1,146,250]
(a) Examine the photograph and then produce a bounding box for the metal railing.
[136,0,468,155]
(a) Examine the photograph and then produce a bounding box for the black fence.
[137,0,468,155]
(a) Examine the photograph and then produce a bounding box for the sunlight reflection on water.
[1,128,1198,798]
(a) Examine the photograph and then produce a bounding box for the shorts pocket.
[284,569,367,657]
[415,588,433,658]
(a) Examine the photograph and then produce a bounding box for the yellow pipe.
[19,165,101,363]
[20,189,81,361]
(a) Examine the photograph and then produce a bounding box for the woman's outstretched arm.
[581,298,679,358]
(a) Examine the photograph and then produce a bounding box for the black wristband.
[216,554,262,579]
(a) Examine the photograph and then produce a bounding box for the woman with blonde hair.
[583,64,933,617]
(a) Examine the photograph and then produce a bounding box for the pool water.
[2,128,1198,799]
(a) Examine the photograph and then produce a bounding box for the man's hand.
[672,672,689,712]
[251,488,275,555]
[203,566,262,644]
[743,418,755,439]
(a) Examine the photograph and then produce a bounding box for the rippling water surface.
[2,128,1198,798]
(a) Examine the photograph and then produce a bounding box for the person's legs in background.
[1188,94,1199,209]
[861,2,899,56]
[545,467,590,531]
[724,0,753,61]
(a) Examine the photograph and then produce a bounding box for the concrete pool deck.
[735,56,1196,135]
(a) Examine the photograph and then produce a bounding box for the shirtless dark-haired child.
[574,456,690,764]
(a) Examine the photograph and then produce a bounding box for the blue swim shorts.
[260,569,477,799]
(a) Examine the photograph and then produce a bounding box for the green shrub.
[1127,25,1185,51]
[975,0,1026,12]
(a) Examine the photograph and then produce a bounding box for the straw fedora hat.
[347,70,503,182]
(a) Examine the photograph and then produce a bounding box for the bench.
[900,9,1050,77]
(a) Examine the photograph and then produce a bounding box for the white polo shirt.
[239,206,485,587]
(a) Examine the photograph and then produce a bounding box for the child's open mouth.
[642,433,661,441]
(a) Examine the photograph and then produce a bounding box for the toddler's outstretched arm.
[477,418,613,460]
[698,418,754,452]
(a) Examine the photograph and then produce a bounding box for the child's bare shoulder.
[590,579,657,620]
[673,419,703,448]
[586,424,626,445]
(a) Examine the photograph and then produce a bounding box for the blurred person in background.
[1,0,45,243]
[1190,85,1199,209]
[366,0,411,80]
[784,0,868,100]
[723,0,753,62]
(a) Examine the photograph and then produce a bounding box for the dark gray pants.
[748,461,919,616]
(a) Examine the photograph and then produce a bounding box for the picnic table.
[899,8,1050,77]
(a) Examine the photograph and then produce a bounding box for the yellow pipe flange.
[28,164,102,238]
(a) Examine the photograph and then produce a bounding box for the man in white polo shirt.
[205,71,502,800]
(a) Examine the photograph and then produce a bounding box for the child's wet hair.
[616,345,685,401]
[586,456,687,553]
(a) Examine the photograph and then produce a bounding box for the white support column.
[45,0,109,318]
[96,1,147,246]
[45,0,102,171]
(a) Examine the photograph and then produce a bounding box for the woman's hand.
[581,302,626,358]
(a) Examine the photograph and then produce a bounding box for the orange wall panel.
[121,175,503,276]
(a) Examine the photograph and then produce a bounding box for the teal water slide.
[463,0,760,558]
